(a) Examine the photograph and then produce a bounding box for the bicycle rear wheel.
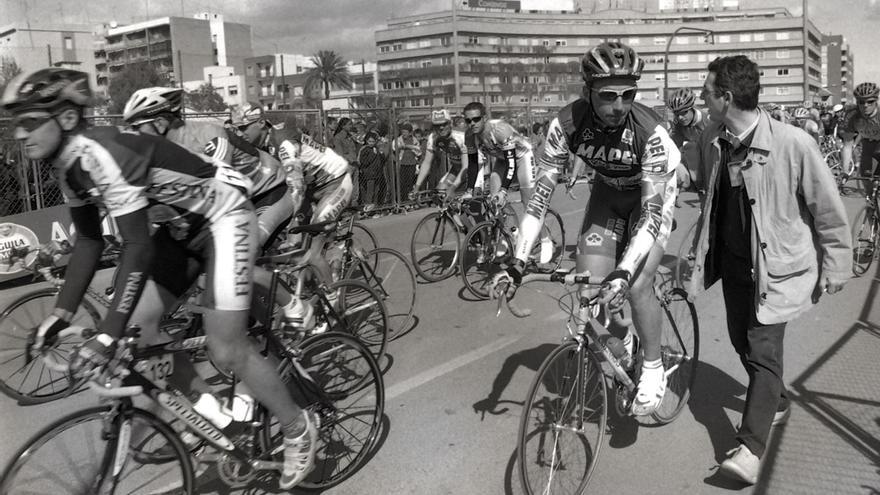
[638,287,699,425]
[0,288,101,404]
[410,211,461,282]
[531,208,566,273]
[349,222,379,272]
[261,332,384,490]
[518,340,607,495]
[0,405,194,494]
[345,247,417,340]
[324,279,389,362]
[852,205,878,276]
[461,222,513,300]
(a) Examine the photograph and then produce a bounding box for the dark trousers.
[720,249,789,458]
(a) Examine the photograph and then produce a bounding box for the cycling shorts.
[151,206,257,312]
[253,182,295,246]
[858,139,880,177]
[308,174,353,223]
[577,181,661,261]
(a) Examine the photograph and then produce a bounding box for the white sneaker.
[631,362,667,416]
[279,411,318,489]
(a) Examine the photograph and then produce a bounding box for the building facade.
[375,6,839,113]
[0,23,98,87]
[100,15,251,90]
[822,34,854,105]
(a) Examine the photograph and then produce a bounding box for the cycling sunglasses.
[433,121,452,130]
[592,87,638,102]
[857,98,878,105]
[464,116,483,124]
[12,114,56,132]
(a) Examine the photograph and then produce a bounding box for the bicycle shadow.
[471,343,558,421]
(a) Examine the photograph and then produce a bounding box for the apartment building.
[98,15,251,93]
[0,22,98,86]
[822,34,854,105]
[375,5,839,111]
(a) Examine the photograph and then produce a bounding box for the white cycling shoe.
[631,362,667,416]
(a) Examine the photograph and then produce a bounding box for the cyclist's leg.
[310,174,353,284]
[254,183,295,248]
[864,140,880,197]
[517,151,537,204]
[624,200,667,363]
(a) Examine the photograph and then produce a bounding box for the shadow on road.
[471,343,558,421]
[687,361,747,463]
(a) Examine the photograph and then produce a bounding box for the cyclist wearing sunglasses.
[495,41,680,416]
[841,82,880,196]
[667,87,706,192]
[411,108,481,198]
[123,88,286,243]
[462,101,536,205]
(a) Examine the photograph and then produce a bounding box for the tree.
[184,84,227,112]
[107,63,168,114]
[0,57,23,115]
[305,50,352,101]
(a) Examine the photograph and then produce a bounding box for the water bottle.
[231,392,255,422]
[193,392,233,429]
[605,336,633,370]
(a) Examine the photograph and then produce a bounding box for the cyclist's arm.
[413,144,435,191]
[278,139,305,214]
[513,117,568,262]
[53,204,105,322]
[204,134,234,165]
[617,126,680,276]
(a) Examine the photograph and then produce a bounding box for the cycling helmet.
[1,68,92,112]
[793,107,809,119]
[230,101,265,127]
[431,109,452,125]
[581,41,644,82]
[854,82,879,100]
[667,88,696,113]
[122,87,184,125]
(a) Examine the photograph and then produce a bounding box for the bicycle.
[495,270,699,495]
[674,218,699,290]
[851,175,880,276]
[0,312,385,493]
[460,198,565,299]
[408,190,480,282]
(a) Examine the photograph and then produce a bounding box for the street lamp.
[663,27,714,102]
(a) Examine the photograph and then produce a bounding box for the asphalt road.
[0,184,877,495]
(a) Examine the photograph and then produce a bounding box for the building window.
[718,35,731,43]
[676,54,689,63]
[424,98,433,106]
[655,74,665,81]
[519,97,528,103]
[677,73,690,81]
[777,87,790,95]
[776,49,789,59]
[394,99,404,108]
[228,86,238,96]
[490,95,501,103]
[754,33,765,42]
[421,60,432,68]
[441,56,452,65]
[698,72,707,80]
[392,43,402,51]
[411,99,421,107]
[470,57,480,64]
[542,39,550,47]
[441,36,451,46]
[444,96,454,104]
[777,32,790,41]
[380,46,390,53]
[755,51,765,60]
[777,68,789,76]
[394,81,404,89]
[64,36,73,50]
[419,39,431,48]
[381,82,393,90]
[628,37,640,45]
[675,36,689,45]
[697,53,708,62]
[277,84,285,93]
[654,37,666,45]
[406,41,418,49]
[544,96,552,102]
[740,33,752,43]
[468,35,479,44]
[555,39,566,46]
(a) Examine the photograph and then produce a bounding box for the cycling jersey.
[465,119,533,159]
[426,129,467,176]
[515,99,680,275]
[166,120,285,197]
[840,106,880,142]
[52,126,255,337]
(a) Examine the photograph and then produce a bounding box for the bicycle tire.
[260,332,384,490]
[461,221,513,300]
[324,279,389,362]
[674,220,699,291]
[518,340,607,495]
[0,405,195,494]
[350,222,379,272]
[531,207,566,273]
[345,247,417,340]
[852,205,878,276]
[638,288,700,425]
[0,288,101,404]
[410,211,461,282]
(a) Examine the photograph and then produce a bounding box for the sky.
[1,0,878,83]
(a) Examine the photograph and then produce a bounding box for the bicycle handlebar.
[493,270,603,319]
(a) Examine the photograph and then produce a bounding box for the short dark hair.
[707,55,761,111]
[463,101,486,114]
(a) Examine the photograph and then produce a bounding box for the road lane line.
[385,335,522,400]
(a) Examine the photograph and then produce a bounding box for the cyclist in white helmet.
[792,106,822,144]
[411,109,481,198]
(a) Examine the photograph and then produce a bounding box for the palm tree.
[305,50,353,101]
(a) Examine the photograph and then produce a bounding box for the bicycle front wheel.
[0,288,101,404]
[410,211,461,282]
[674,220,699,291]
[345,247,417,340]
[0,405,195,494]
[531,207,566,273]
[325,279,389,362]
[461,222,513,300]
[350,222,379,271]
[852,206,878,276]
[262,332,384,490]
[518,341,607,495]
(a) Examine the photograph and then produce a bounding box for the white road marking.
[385,335,522,399]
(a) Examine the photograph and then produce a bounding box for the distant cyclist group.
[0,36,872,493]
